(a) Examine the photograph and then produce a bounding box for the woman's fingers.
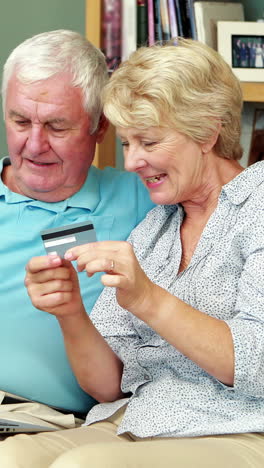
[29,291,74,310]
[65,241,134,276]
[65,240,154,316]
[25,255,75,310]
[26,271,75,311]
[100,272,128,288]
[80,257,118,276]
[24,254,83,317]
[27,277,73,296]
[65,241,121,260]
[26,255,62,273]
[25,266,71,286]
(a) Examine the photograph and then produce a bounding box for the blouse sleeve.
[225,218,264,397]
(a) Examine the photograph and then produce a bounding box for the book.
[174,0,185,37]
[101,0,122,72]
[147,0,155,45]
[122,0,137,61]
[137,0,148,47]
[160,0,170,41]
[153,0,163,42]
[167,0,178,40]
[186,0,197,39]
[178,0,192,38]
[248,109,264,166]
[194,1,244,50]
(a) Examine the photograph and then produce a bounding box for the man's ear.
[95,113,109,143]
[201,121,222,154]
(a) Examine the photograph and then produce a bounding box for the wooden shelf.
[85,0,116,169]
[85,0,101,49]
[86,1,264,166]
[241,82,264,103]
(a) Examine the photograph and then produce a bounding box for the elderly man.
[0,30,153,416]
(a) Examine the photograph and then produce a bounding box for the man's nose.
[26,126,50,155]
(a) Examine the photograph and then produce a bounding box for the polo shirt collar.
[0,157,100,213]
[68,165,100,211]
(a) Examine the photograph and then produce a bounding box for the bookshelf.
[85,1,116,169]
[86,1,264,168]
[241,82,264,103]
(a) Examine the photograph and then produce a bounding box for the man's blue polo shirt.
[0,158,154,414]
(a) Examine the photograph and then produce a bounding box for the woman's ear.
[201,121,222,154]
[96,113,109,143]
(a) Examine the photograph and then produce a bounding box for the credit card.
[40,221,96,258]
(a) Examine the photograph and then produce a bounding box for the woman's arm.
[140,285,234,386]
[57,310,124,402]
[65,240,234,386]
[25,255,124,402]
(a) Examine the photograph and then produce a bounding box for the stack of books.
[101,0,244,71]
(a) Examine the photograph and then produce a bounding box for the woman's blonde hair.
[103,38,243,159]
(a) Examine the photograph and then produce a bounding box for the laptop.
[0,412,58,434]
[0,391,74,434]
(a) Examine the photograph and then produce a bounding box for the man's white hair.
[1,29,109,133]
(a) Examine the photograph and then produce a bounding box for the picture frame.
[217,21,264,82]
[194,2,244,51]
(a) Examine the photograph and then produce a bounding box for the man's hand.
[25,255,84,317]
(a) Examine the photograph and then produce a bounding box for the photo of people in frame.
[232,35,264,68]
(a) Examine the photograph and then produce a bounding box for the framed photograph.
[217,21,264,82]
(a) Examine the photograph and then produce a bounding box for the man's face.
[3,72,105,202]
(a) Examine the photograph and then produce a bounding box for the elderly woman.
[14,39,264,467]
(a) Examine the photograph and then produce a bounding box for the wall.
[239,0,264,21]
[0,0,85,158]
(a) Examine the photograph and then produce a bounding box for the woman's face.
[117,126,206,206]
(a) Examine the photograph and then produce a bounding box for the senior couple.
[1,30,264,467]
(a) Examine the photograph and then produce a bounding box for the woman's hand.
[65,241,234,386]
[65,241,155,317]
[25,253,125,401]
[25,255,84,318]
